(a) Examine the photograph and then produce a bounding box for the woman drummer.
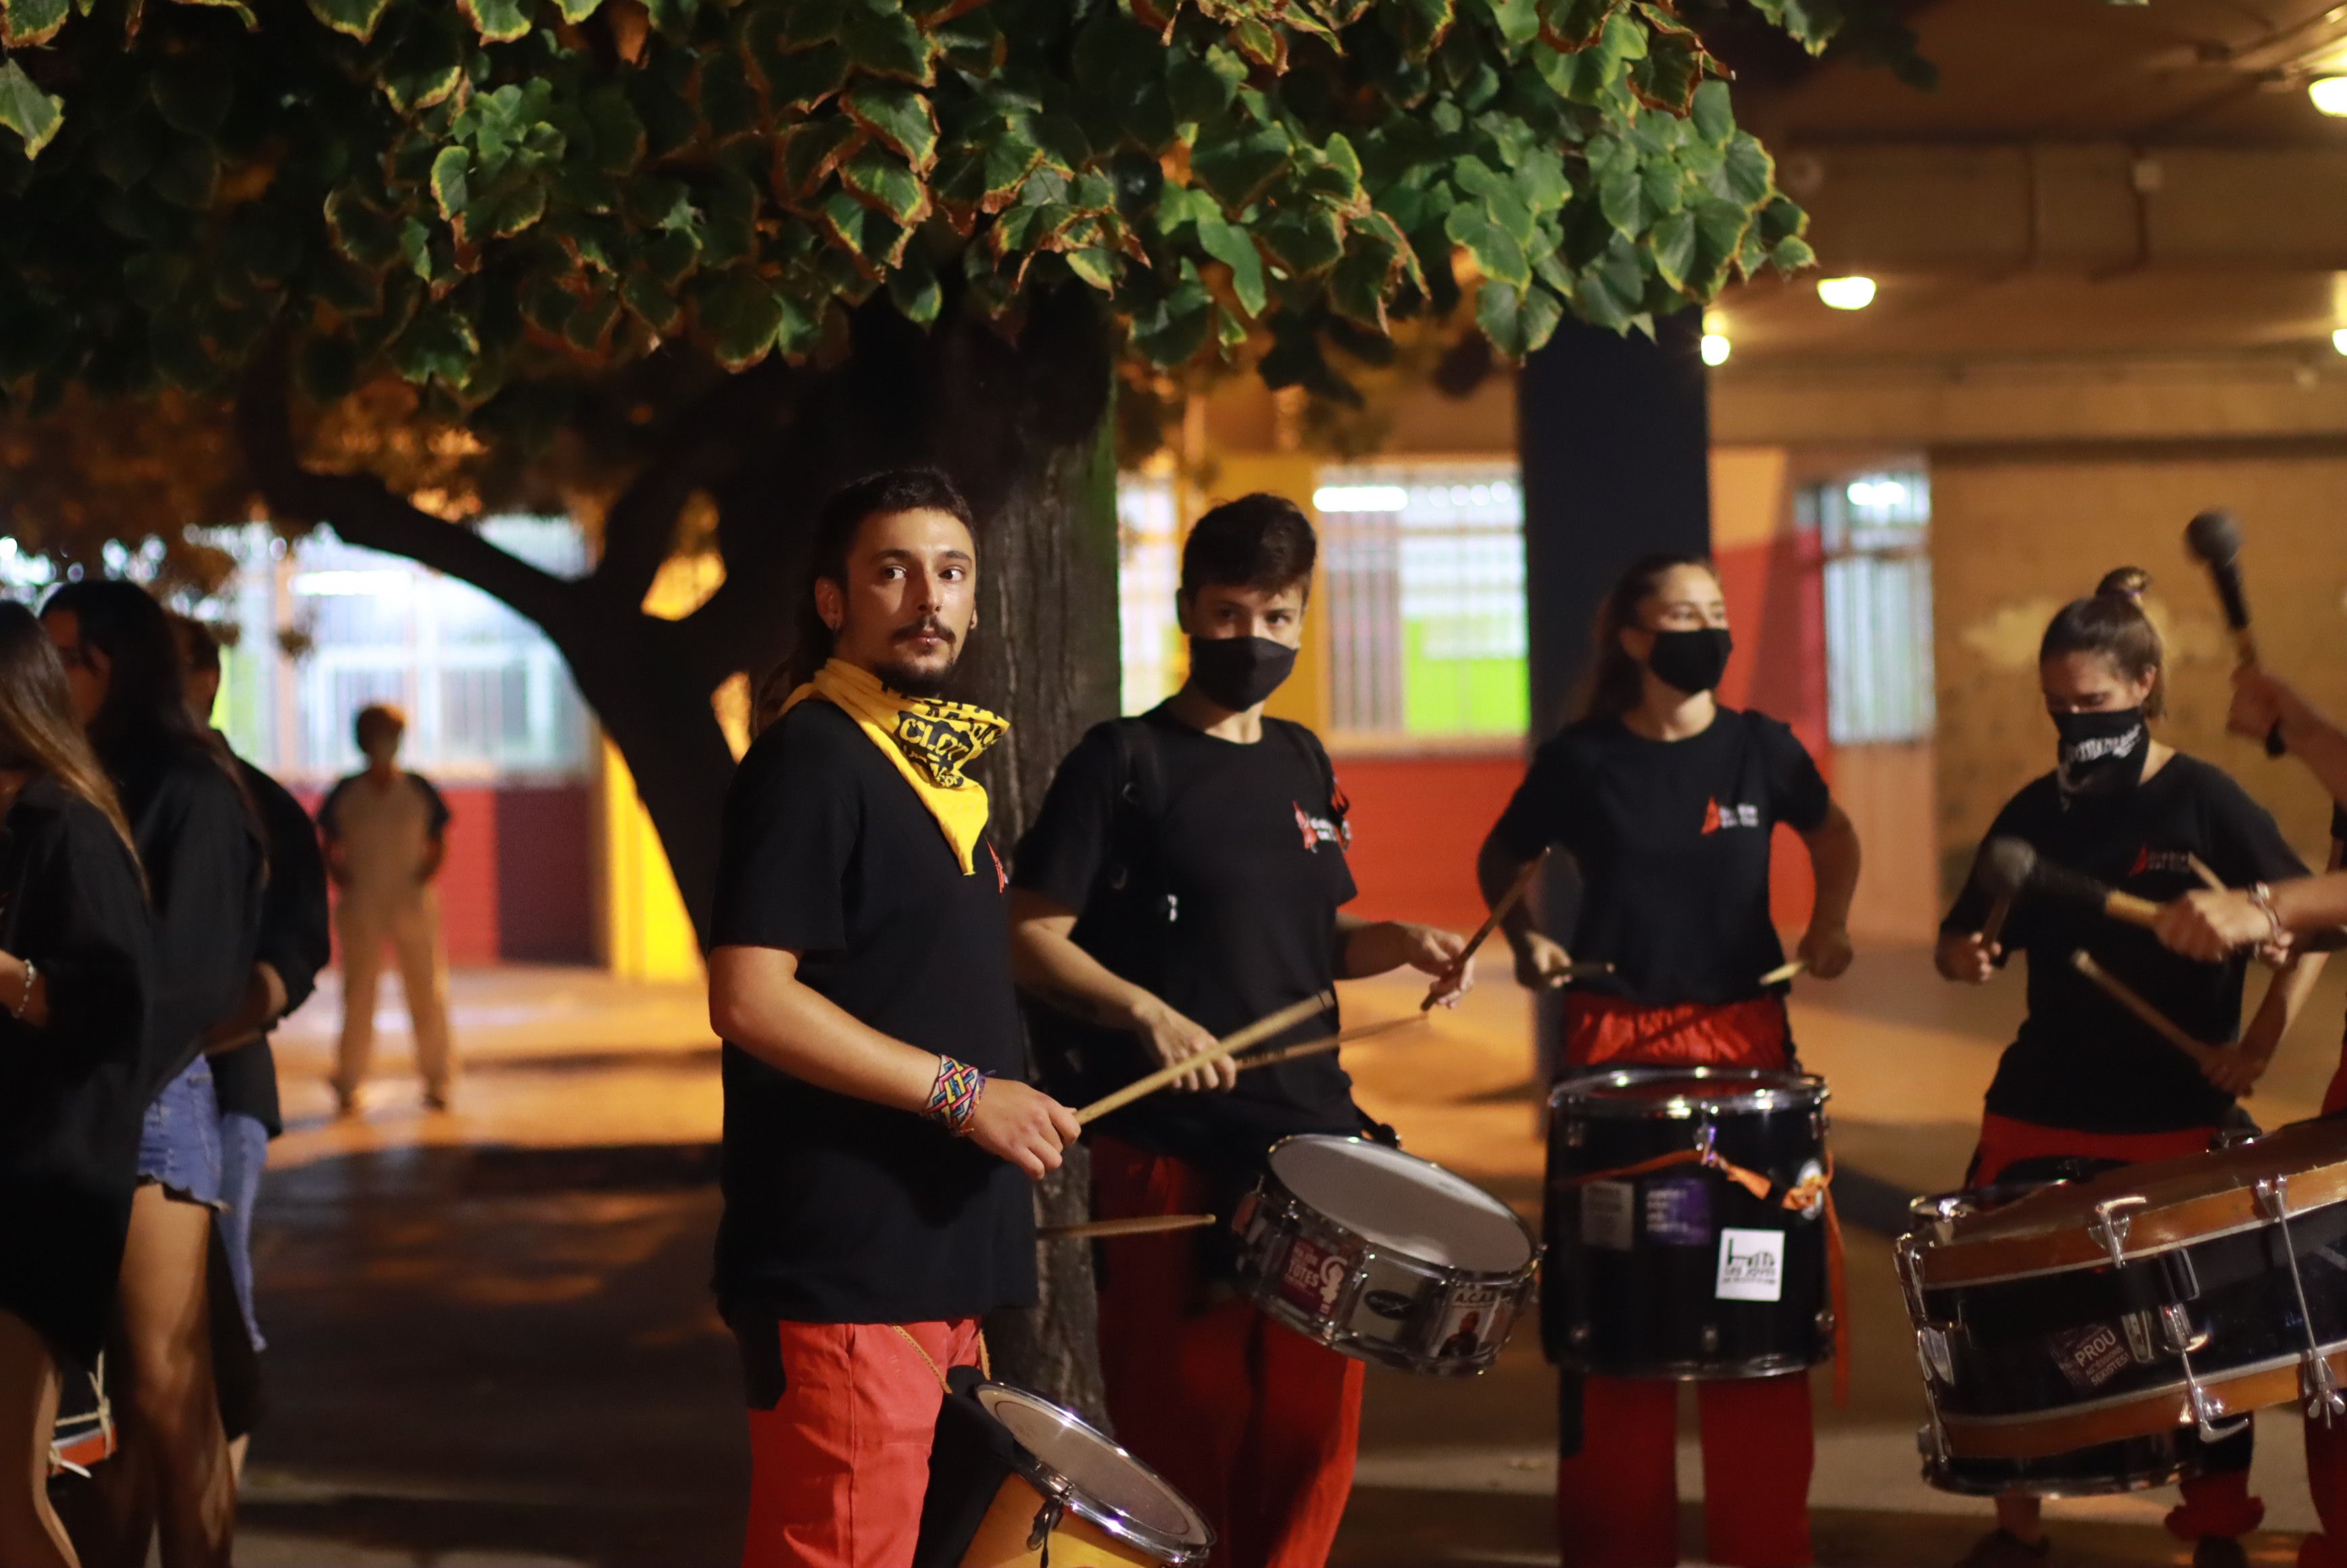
[0,603,152,1568]
[1476,552,1861,1568]
[1937,568,2323,1568]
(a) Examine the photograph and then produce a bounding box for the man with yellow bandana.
[706,468,1080,1568]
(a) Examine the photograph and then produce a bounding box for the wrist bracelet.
[10,958,33,1021]
[923,1055,985,1135]
[2250,882,2286,946]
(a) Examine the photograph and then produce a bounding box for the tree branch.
[235,341,577,634]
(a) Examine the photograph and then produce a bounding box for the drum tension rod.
[2159,1304,2250,1444]
[2254,1176,2347,1423]
[2089,1196,2150,1269]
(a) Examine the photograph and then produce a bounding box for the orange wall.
[1334,752,1527,933]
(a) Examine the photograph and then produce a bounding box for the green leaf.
[1259,205,1345,277]
[1718,131,1772,206]
[841,82,937,174]
[1386,0,1453,60]
[470,180,548,240]
[1690,78,1734,147]
[1194,212,1265,316]
[390,303,481,388]
[1189,120,1289,211]
[1647,207,1692,291]
[1770,232,1814,273]
[0,59,62,157]
[698,51,759,139]
[556,0,600,18]
[1479,0,1541,48]
[838,146,929,226]
[431,147,470,224]
[840,0,935,85]
[696,268,783,368]
[888,247,942,325]
[1447,204,1528,289]
[1477,278,1562,358]
[774,119,864,204]
[302,0,391,38]
[382,11,468,115]
[1063,247,1115,291]
[1538,0,1616,52]
[458,0,532,42]
[581,84,646,174]
[622,268,683,333]
[760,41,851,112]
[1574,232,1643,328]
[1,0,70,48]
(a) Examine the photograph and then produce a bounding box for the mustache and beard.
[872,615,963,699]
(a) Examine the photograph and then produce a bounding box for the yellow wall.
[1932,448,2347,895]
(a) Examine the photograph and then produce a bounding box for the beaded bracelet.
[9,958,33,1021]
[2250,882,2287,948]
[923,1055,985,1135]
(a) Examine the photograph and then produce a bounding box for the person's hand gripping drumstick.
[2068,950,2267,1094]
[1422,852,1545,1009]
[1076,991,1335,1125]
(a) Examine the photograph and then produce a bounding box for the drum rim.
[973,1381,1215,1554]
[1546,1064,1829,1117]
[1261,1133,1541,1281]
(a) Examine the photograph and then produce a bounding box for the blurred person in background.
[318,703,454,1115]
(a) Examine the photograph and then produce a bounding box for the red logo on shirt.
[2129,846,2197,879]
[1701,798,1762,834]
[1295,803,1348,851]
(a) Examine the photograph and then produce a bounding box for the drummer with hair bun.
[1476,552,1861,1568]
[1937,567,2324,1568]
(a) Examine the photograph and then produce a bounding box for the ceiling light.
[2313,76,2347,116]
[1816,276,1877,311]
[1311,485,1408,514]
[2332,327,2347,356]
[1700,332,1732,367]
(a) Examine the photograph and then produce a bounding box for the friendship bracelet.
[2250,882,2287,947]
[923,1054,985,1135]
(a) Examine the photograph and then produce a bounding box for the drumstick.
[1040,1214,1215,1242]
[1427,848,1550,1010]
[1541,960,1618,989]
[1236,1011,1430,1073]
[2070,951,2227,1071]
[1075,991,1335,1125]
[2186,854,2227,893]
[1759,958,1807,987]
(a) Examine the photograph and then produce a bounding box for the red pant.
[1091,1137,1364,1568]
[740,1318,982,1568]
[1969,1114,2263,1542]
[1557,1373,1814,1568]
[1564,994,1792,1071]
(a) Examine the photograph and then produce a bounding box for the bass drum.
[1545,1067,1833,1379]
[1920,1427,2207,1498]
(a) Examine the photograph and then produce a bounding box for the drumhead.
[1549,1065,1825,1118]
[976,1385,1213,1554]
[1267,1135,1534,1275]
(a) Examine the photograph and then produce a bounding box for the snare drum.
[49,1354,114,1477]
[1899,1117,2347,1465]
[1545,1067,1833,1379]
[1230,1135,1539,1376]
[954,1384,1213,1567]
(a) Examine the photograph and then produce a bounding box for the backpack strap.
[1265,718,1345,829]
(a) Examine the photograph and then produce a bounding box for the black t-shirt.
[709,699,1035,1324]
[1943,755,2307,1134]
[211,752,334,1137]
[1489,709,1833,1007]
[1011,709,1361,1186]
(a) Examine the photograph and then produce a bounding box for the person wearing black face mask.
[1937,567,2326,1568]
[1009,493,1471,1562]
[1475,552,1861,1568]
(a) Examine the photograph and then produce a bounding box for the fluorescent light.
[1701,332,1732,366]
[292,569,410,597]
[1312,485,1408,513]
[1846,479,1909,508]
[2332,327,2347,356]
[2313,76,2347,116]
[1816,276,1877,311]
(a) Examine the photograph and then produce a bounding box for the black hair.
[41,579,206,766]
[1180,493,1317,600]
[354,702,408,751]
[1581,552,1719,722]
[169,612,223,674]
[2040,566,2165,718]
[761,468,977,718]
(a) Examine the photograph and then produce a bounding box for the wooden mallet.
[1075,991,1335,1125]
[2185,510,2287,758]
[1983,837,2160,930]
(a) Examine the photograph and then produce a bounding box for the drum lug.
[2161,1311,2249,1444]
[2089,1195,2150,1268]
[2251,1176,2347,1423]
[1026,1492,1066,1553]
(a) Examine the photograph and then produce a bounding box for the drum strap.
[1557,1146,1854,1406]
[890,1325,992,1394]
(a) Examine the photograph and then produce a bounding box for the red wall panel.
[1332,752,1528,934]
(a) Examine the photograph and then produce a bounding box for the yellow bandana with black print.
[777,659,1007,875]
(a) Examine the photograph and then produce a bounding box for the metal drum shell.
[1230,1135,1539,1378]
[1544,1067,1834,1380]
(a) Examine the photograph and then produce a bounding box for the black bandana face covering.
[2054,708,2149,802]
[1188,635,1297,712]
[1645,627,1733,697]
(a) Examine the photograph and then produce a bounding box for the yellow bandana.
[777,659,1008,875]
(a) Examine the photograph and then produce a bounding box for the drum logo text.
[1715,1229,1786,1302]
[2049,1323,2135,1393]
[1279,1238,1349,1312]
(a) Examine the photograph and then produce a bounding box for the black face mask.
[2054,708,2149,802]
[1645,627,1733,696]
[1188,635,1297,712]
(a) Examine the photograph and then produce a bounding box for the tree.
[1,0,1897,1413]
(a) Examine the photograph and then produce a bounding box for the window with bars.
[1804,471,1935,747]
[1116,474,1184,716]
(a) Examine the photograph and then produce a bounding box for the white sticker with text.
[1716,1229,1787,1302]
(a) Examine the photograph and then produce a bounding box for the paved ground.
[87,948,2347,1566]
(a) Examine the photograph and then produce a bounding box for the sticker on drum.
[1716,1229,1787,1302]
[2048,1323,2133,1395]
[1645,1177,1712,1247]
[1793,1159,1827,1220]
[1581,1181,1634,1250]
[1432,1283,1511,1363]
[1276,1235,1353,1317]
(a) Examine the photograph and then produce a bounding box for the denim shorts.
[137,1058,224,1208]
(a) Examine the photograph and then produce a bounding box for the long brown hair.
[0,601,139,860]
[1580,552,1719,722]
[2040,566,2166,718]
